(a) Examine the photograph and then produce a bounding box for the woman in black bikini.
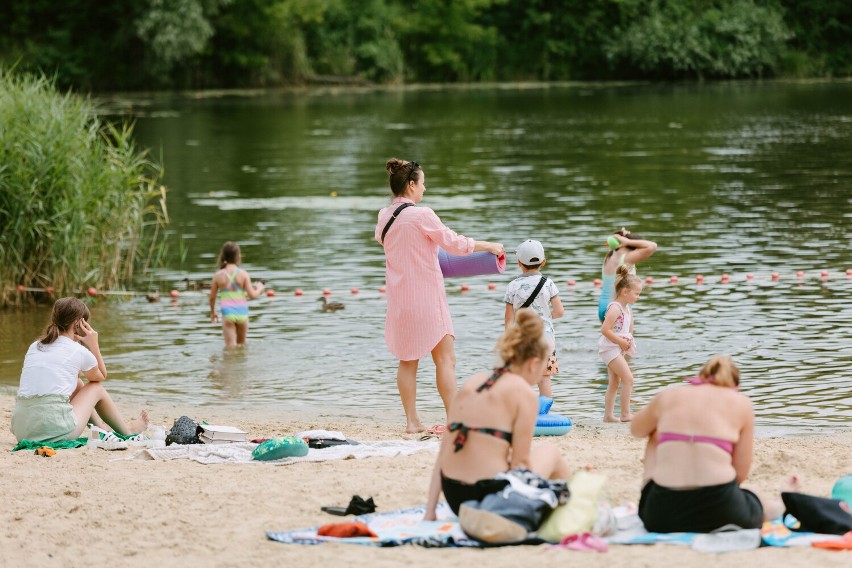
[424,308,572,520]
[631,355,781,532]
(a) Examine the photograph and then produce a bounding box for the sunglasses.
[406,161,420,183]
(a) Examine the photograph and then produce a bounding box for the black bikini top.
[449,366,513,453]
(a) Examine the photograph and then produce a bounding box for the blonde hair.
[699,355,740,388]
[496,308,549,365]
[614,264,642,296]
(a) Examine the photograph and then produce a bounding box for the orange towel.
[317,521,377,538]
[812,531,852,550]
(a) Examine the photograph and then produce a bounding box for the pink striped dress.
[375,197,475,361]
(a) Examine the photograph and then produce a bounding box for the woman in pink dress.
[376,158,504,433]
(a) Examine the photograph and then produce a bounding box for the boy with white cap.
[503,239,564,396]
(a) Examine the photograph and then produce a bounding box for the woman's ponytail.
[38,297,90,349]
[699,355,740,388]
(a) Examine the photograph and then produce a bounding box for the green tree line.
[1,0,849,91]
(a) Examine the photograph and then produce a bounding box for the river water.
[2,81,851,432]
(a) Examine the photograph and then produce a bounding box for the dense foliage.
[0,72,168,306]
[0,0,849,89]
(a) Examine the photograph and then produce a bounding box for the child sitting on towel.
[503,239,564,397]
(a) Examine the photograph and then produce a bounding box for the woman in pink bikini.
[376,158,503,433]
[631,355,777,532]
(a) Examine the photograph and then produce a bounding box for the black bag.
[166,416,202,446]
[782,492,852,535]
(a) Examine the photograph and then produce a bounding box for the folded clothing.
[317,522,377,538]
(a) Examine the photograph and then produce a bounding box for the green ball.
[607,236,620,249]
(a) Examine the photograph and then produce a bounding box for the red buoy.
[170,289,180,298]
[266,289,275,297]
[351,288,359,294]
[87,287,97,297]
[294,289,303,296]
[487,283,496,290]
[593,278,602,287]
[567,280,576,286]
[696,274,704,283]
[45,286,54,295]
[460,284,470,292]
[846,269,852,276]
[379,286,386,293]
[721,274,730,283]
[670,276,678,283]
[796,271,804,278]
[746,273,754,280]
[771,272,780,281]
[645,276,654,284]
[16,284,25,293]
[323,288,332,296]
[821,270,829,278]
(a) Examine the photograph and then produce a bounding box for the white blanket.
[133,440,439,465]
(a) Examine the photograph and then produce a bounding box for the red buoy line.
[9,268,852,301]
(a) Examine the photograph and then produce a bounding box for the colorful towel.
[267,503,482,547]
[135,440,439,465]
[12,438,88,452]
[761,517,842,547]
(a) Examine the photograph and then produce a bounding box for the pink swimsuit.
[656,377,736,454]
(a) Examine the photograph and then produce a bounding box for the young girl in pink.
[598,266,643,422]
[209,242,265,347]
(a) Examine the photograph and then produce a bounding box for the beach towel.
[761,517,844,547]
[133,440,439,465]
[267,503,482,547]
[12,437,88,452]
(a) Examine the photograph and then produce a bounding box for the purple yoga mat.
[437,249,506,278]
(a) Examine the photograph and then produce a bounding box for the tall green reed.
[0,70,168,307]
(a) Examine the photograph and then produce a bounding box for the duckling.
[180,277,208,291]
[318,296,345,313]
[145,288,160,303]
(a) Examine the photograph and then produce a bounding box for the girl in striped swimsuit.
[209,242,265,347]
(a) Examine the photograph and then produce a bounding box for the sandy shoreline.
[1,394,850,567]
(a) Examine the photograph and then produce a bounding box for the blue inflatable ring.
[534,413,572,437]
[252,436,309,461]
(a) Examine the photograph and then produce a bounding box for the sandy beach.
[1,394,849,567]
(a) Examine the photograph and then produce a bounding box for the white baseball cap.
[516,239,545,265]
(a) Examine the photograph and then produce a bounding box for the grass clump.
[0,70,168,307]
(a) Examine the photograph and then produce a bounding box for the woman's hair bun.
[386,158,406,175]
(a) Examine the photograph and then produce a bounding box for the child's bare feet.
[620,414,634,422]
[603,415,620,423]
[406,420,426,434]
[128,410,150,434]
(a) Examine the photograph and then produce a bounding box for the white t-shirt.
[504,273,560,340]
[18,336,98,398]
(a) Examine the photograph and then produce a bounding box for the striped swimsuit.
[219,268,249,323]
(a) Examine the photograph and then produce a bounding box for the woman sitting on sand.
[11,297,149,443]
[631,355,782,532]
[424,308,571,520]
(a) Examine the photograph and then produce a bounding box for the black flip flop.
[321,495,376,516]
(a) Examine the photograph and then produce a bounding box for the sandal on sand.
[321,495,377,516]
[555,532,608,552]
[87,427,128,451]
[426,424,446,435]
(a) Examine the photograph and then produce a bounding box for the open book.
[199,424,247,443]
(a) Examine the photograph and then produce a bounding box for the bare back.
[438,370,537,483]
[638,385,754,488]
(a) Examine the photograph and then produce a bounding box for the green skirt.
[11,394,78,443]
